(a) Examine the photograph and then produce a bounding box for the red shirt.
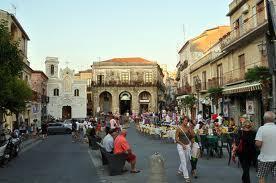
[114,134,130,154]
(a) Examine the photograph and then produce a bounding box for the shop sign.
[140,100,149,103]
[246,100,254,114]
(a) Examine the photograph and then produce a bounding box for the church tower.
[45,57,59,78]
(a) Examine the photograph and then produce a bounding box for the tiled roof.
[178,26,231,54]
[101,57,153,64]
[190,26,231,52]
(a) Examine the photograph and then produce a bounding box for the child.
[191,137,200,178]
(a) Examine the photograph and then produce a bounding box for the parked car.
[47,122,71,135]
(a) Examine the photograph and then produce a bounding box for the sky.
[0,0,231,72]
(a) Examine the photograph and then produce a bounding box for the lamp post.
[195,76,201,118]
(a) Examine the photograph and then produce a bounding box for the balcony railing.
[91,80,164,88]
[207,77,224,89]
[177,85,192,95]
[223,60,268,85]
[221,7,267,50]
[189,51,221,73]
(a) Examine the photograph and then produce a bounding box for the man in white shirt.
[197,111,203,123]
[255,111,276,183]
[110,116,117,129]
[102,129,118,153]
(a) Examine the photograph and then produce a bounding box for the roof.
[101,57,153,64]
[32,70,48,79]
[79,69,92,73]
[0,10,30,40]
[178,26,230,54]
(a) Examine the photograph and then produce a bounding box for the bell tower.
[45,57,59,78]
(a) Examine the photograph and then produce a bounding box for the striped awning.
[223,81,262,95]
[176,95,189,100]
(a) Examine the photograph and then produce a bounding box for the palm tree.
[245,66,271,111]
[181,95,196,118]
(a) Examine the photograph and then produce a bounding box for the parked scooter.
[0,133,10,166]
[7,131,22,158]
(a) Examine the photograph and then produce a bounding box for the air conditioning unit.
[242,3,249,14]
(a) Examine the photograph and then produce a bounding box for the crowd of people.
[172,111,276,183]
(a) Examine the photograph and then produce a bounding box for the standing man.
[255,111,276,183]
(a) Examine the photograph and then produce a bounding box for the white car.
[63,119,72,130]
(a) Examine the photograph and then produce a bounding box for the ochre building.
[90,57,165,115]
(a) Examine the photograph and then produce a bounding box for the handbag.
[236,139,244,153]
[236,131,244,154]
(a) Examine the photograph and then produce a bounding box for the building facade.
[31,71,48,127]
[0,10,33,129]
[90,57,165,115]
[184,0,268,125]
[176,26,231,119]
[74,69,93,116]
[46,57,87,119]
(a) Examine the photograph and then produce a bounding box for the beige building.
[188,0,268,124]
[90,57,165,115]
[176,26,231,119]
[74,69,93,115]
[0,10,33,129]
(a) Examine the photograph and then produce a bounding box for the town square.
[0,0,276,183]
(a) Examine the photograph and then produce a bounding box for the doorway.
[119,92,131,115]
[139,104,149,114]
[62,106,71,119]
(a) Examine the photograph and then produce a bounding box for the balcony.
[223,59,267,85]
[189,51,221,73]
[207,77,224,89]
[91,80,164,88]
[227,0,247,16]
[221,8,267,51]
[177,85,192,95]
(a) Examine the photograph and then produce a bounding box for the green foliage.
[207,87,223,95]
[208,87,223,107]
[0,20,31,122]
[181,95,196,110]
[5,79,32,114]
[245,66,271,82]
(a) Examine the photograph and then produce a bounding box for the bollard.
[148,152,168,183]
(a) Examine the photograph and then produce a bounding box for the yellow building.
[176,26,231,119]
[0,10,33,129]
[188,0,268,125]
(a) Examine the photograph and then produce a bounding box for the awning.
[223,81,262,95]
[176,95,189,100]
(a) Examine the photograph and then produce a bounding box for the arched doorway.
[62,106,72,119]
[119,92,132,115]
[99,91,112,114]
[139,91,151,114]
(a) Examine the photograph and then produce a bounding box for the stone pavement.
[89,123,275,183]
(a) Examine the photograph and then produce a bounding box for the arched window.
[54,88,59,96]
[50,65,55,75]
[74,89,79,96]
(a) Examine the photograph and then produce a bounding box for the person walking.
[175,116,195,183]
[255,111,276,183]
[41,122,48,139]
[232,120,257,183]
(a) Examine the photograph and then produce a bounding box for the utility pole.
[266,0,276,113]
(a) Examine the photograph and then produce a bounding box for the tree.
[0,20,32,130]
[208,87,223,110]
[180,95,196,117]
[245,66,271,111]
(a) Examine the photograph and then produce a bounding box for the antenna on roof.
[183,24,186,42]
[10,3,16,15]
